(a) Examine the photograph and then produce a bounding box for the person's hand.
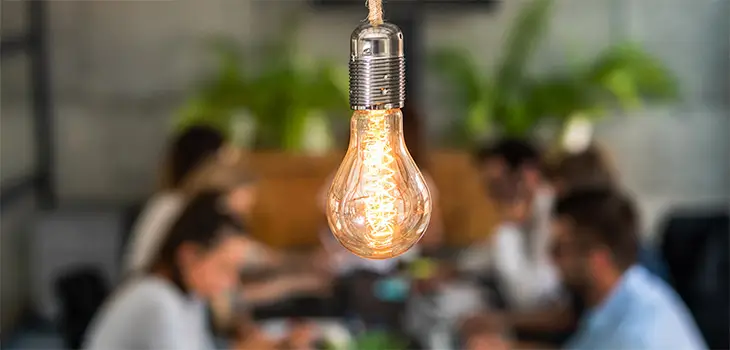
[462,313,511,350]
[234,327,277,350]
[466,333,510,350]
[284,320,317,350]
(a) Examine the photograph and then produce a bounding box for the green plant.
[176,18,349,151]
[430,0,679,146]
[353,331,407,350]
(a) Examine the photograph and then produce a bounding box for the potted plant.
[430,0,679,149]
[176,17,349,154]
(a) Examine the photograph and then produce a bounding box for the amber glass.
[326,109,432,259]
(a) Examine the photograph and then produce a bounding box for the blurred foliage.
[176,16,349,151]
[430,0,679,146]
[352,331,407,350]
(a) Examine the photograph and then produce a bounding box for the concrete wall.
[1,0,38,333]
[0,194,35,333]
[3,0,728,225]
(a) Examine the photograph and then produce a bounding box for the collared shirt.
[567,265,707,350]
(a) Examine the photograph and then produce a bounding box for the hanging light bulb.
[326,4,432,260]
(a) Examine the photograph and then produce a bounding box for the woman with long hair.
[124,126,225,275]
[181,154,329,325]
[85,191,254,349]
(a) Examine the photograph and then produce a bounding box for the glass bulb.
[326,108,432,260]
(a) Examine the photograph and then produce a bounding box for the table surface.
[405,281,487,349]
[260,318,352,345]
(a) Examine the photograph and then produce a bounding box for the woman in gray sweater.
[85,190,253,350]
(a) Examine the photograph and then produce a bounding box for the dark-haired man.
[551,188,705,349]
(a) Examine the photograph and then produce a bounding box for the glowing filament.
[360,111,398,248]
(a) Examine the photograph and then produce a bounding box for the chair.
[659,209,729,349]
[30,210,122,321]
[54,267,110,349]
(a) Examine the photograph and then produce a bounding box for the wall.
[32,0,727,236]
[1,0,37,333]
[0,195,35,333]
[599,0,729,237]
[2,0,728,221]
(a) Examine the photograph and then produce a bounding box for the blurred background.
[1,0,728,349]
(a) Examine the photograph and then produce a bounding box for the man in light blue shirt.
[551,188,706,350]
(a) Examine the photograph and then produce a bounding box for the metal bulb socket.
[349,22,406,110]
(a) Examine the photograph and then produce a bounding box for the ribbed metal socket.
[349,22,405,110]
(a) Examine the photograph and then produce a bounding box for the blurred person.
[468,138,560,311]
[548,145,669,281]
[180,154,264,267]
[85,191,251,350]
[550,188,705,349]
[469,145,670,345]
[123,125,225,275]
[468,146,617,341]
[547,144,615,197]
[180,155,331,316]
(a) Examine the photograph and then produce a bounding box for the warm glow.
[327,109,432,259]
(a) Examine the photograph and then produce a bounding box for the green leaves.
[495,0,554,93]
[353,331,407,350]
[429,0,679,145]
[430,48,484,105]
[175,21,349,151]
[430,0,556,142]
[587,42,679,112]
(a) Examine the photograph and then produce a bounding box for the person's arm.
[233,327,278,350]
[240,274,329,307]
[460,307,574,349]
[242,240,285,271]
[243,240,327,276]
[506,304,577,332]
